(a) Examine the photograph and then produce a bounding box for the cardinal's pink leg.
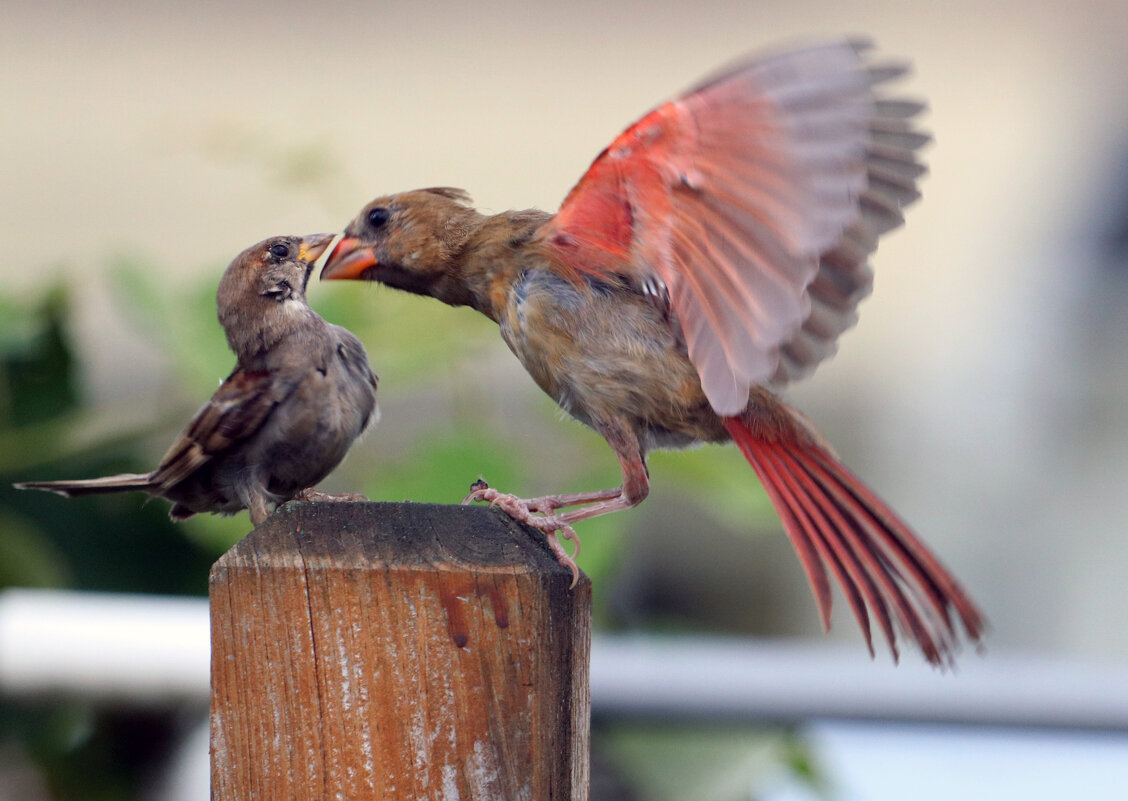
[463,421,649,586]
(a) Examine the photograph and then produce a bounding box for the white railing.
[3,588,1127,730]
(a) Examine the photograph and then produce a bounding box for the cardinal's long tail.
[15,473,156,498]
[723,416,984,666]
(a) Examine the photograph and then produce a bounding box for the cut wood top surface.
[216,500,583,581]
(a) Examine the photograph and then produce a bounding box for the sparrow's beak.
[298,233,335,264]
[321,236,378,281]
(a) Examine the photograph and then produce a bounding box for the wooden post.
[209,501,591,800]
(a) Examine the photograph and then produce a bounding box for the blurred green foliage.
[0,285,219,801]
[0,288,77,427]
[598,723,827,801]
[0,288,213,596]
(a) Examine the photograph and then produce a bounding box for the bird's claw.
[547,527,581,589]
[463,480,581,588]
[462,479,491,504]
[294,488,369,503]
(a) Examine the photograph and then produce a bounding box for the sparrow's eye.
[366,207,390,229]
[269,243,289,259]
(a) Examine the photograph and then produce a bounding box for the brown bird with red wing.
[18,234,379,526]
[321,38,983,665]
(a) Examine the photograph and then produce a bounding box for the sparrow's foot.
[463,480,581,588]
[294,488,369,503]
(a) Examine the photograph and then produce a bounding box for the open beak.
[298,233,335,264]
[320,236,378,281]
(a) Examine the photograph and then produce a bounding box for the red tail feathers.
[723,416,984,666]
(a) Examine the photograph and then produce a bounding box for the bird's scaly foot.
[463,480,581,588]
[294,488,369,503]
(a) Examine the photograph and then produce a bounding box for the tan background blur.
[3,0,1127,660]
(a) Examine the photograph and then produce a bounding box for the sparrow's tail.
[15,473,155,498]
[723,416,985,667]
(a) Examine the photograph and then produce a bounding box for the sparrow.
[17,234,379,527]
[321,38,983,665]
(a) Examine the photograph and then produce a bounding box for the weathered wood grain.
[210,501,591,800]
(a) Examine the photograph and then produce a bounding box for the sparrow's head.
[217,233,334,355]
[220,234,335,308]
[320,188,483,298]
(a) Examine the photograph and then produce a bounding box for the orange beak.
[298,233,335,264]
[320,236,379,281]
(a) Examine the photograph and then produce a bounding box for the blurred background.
[2,0,1127,798]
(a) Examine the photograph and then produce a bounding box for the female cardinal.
[18,235,379,526]
[321,38,983,665]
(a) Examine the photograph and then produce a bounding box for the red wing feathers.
[539,39,928,414]
[723,416,985,667]
[774,105,929,385]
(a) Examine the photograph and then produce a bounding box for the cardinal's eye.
[366,207,390,229]
[269,243,290,259]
